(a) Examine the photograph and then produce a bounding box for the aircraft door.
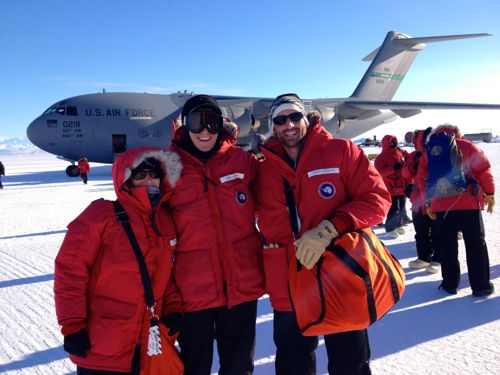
[112,134,126,160]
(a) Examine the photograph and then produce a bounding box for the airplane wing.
[342,100,500,111]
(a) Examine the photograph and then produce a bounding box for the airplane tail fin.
[351,31,491,100]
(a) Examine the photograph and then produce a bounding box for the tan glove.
[294,220,339,270]
[484,194,495,214]
[426,205,436,221]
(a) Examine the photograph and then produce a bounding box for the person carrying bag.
[255,94,393,375]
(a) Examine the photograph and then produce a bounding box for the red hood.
[413,130,425,153]
[111,147,182,210]
[381,135,398,152]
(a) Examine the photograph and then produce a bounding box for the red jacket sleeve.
[54,205,106,335]
[334,142,392,232]
[161,276,182,316]
[464,142,495,195]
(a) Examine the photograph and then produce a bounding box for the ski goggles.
[184,111,224,134]
[131,170,160,180]
[272,112,304,126]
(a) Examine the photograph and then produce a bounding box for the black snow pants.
[412,209,441,263]
[178,300,258,375]
[436,209,491,291]
[273,310,372,375]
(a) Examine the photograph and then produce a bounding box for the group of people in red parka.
[54,93,495,375]
[375,126,495,297]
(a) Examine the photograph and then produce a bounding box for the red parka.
[169,128,265,312]
[374,135,409,196]
[255,124,391,311]
[417,125,495,213]
[402,130,427,214]
[77,158,90,174]
[54,147,182,372]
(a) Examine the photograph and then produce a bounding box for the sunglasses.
[184,111,223,134]
[272,112,304,126]
[131,170,160,181]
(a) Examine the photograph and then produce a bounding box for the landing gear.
[66,165,80,177]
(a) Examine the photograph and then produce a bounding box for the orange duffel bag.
[289,228,405,336]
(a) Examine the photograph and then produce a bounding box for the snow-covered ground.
[0,145,498,375]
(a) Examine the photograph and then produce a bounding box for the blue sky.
[1,0,500,140]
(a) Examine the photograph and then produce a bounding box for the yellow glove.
[484,194,495,214]
[294,220,339,270]
[426,205,436,220]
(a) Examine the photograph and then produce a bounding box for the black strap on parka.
[112,200,156,309]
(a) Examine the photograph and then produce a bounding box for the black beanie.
[181,95,222,124]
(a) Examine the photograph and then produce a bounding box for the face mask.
[147,186,160,195]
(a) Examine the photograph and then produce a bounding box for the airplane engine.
[219,105,254,137]
[323,114,346,134]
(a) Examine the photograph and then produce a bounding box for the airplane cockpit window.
[43,106,66,115]
[43,106,79,116]
[66,106,78,116]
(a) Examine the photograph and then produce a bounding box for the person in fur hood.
[54,146,183,374]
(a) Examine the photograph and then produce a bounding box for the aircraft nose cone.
[26,119,38,142]
[26,117,45,148]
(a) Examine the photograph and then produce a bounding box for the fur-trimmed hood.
[112,147,182,201]
[426,123,462,144]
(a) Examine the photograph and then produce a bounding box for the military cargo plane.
[27,30,500,176]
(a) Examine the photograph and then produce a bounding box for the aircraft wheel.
[66,165,80,177]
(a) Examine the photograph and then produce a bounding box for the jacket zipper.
[150,211,161,236]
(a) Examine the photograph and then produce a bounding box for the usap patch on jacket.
[235,191,248,205]
[219,172,248,206]
[307,167,339,200]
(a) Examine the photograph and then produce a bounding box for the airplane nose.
[26,116,53,152]
[26,117,43,147]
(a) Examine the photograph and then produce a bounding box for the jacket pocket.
[234,233,264,293]
[87,297,139,356]
[263,247,289,308]
[174,249,217,302]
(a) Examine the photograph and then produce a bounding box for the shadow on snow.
[0,273,54,289]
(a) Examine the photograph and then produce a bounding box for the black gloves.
[393,162,403,171]
[63,328,90,358]
[405,184,416,198]
[163,312,183,336]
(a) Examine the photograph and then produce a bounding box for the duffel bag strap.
[283,178,303,271]
[357,229,402,304]
[326,242,377,325]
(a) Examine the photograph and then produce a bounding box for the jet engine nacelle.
[219,105,254,137]
[323,114,346,134]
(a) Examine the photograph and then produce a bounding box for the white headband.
[269,103,306,133]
